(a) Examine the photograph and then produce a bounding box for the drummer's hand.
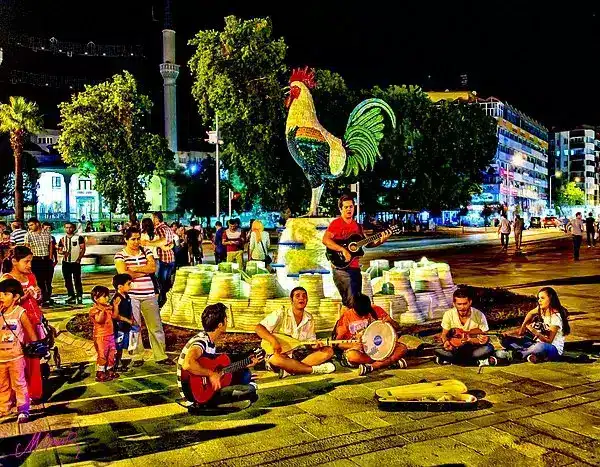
[443,340,454,351]
[342,249,352,263]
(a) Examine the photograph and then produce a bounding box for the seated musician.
[496,287,569,364]
[178,303,260,411]
[255,287,335,379]
[335,293,408,376]
[436,288,495,366]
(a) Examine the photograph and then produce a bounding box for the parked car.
[80,232,124,265]
[542,216,561,229]
[529,217,542,229]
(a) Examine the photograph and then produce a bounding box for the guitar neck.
[355,230,387,249]
[221,356,251,375]
[305,338,358,346]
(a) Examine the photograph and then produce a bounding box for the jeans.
[94,334,116,372]
[331,267,362,308]
[587,229,595,247]
[500,335,560,361]
[573,235,582,259]
[62,261,83,298]
[156,261,176,305]
[435,343,494,364]
[0,357,29,414]
[31,257,53,303]
[500,233,510,248]
[130,296,168,362]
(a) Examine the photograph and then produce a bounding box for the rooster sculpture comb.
[289,67,316,89]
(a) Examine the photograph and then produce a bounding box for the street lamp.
[574,177,581,183]
[205,116,224,220]
[549,171,561,210]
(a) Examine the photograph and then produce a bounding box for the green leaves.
[57,71,174,220]
[555,181,585,209]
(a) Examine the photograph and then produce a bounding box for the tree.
[0,96,43,219]
[555,182,585,213]
[188,16,308,213]
[57,71,173,222]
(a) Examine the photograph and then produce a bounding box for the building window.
[51,176,61,189]
[78,179,93,191]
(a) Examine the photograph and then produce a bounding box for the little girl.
[89,286,119,382]
[0,279,37,423]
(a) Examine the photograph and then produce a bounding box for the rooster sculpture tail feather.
[343,98,396,177]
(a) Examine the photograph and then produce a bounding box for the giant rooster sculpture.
[285,67,396,216]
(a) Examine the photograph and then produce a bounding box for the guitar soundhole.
[348,243,358,253]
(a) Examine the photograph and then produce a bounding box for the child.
[0,279,37,423]
[111,274,135,372]
[89,286,118,382]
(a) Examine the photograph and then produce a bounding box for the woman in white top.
[499,287,570,363]
[249,220,270,262]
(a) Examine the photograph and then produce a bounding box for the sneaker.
[156,358,176,366]
[65,296,76,305]
[76,296,83,305]
[311,362,336,375]
[390,358,408,370]
[527,354,538,364]
[95,371,109,382]
[435,356,451,365]
[495,350,514,361]
[278,368,291,379]
[107,370,120,380]
[132,360,144,367]
[358,363,374,376]
[17,412,29,424]
[479,356,497,367]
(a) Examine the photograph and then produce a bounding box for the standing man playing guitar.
[322,195,391,309]
[255,287,335,379]
[436,288,495,366]
[178,303,262,411]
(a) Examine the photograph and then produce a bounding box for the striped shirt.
[154,222,175,264]
[114,247,156,298]
[10,228,27,246]
[177,331,216,407]
[25,230,52,257]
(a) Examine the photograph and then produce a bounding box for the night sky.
[1,0,598,146]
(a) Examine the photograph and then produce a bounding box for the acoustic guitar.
[446,328,503,348]
[179,349,264,404]
[261,334,358,355]
[326,225,401,269]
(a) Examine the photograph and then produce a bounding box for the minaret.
[160,0,179,155]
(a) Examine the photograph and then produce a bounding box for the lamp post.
[549,171,562,210]
[205,116,224,221]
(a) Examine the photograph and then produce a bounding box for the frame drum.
[362,320,396,361]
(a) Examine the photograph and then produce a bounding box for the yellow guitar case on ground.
[375,379,478,407]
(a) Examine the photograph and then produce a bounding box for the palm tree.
[0,96,43,220]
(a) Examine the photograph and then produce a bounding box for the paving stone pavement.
[0,234,599,466]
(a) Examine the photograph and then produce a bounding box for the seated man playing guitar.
[255,287,335,379]
[335,293,408,376]
[322,194,392,309]
[177,303,262,411]
[436,288,495,366]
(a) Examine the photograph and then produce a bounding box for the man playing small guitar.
[177,303,262,411]
[322,194,391,309]
[436,288,495,366]
[255,287,336,379]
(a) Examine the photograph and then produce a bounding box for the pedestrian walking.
[497,214,511,250]
[585,212,596,248]
[141,212,175,307]
[42,222,57,301]
[212,221,226,264]
[513,215,524,251]
[24,218,54,307]
[185,222,203,266]
[568,212,584,261]
[114,227,174,367]
[249,220,271,264]
[57,222,85,304]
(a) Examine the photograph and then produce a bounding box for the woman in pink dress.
[1,246,45,401]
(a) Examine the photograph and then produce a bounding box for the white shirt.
[499,218,511,234]
[260,307,316,342]
[441,307,489,332]
[249,231,270,261]
[541,312,565,354]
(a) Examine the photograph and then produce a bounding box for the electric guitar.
[179,349,264,404]
[326,225,401,269]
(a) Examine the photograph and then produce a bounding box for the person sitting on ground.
[111,274,136,372]
[89,286,119,382]
[334,293,408,376]
[255,287,335,379]
[178,303,261,411]
[435,287,495,366]
[0,279,38,423]
[497,287,569,364]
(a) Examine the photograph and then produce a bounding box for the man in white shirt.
[435,288,495,366]
[497,214,511,250]
[255,287,335,378]
[568,212,584,261]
